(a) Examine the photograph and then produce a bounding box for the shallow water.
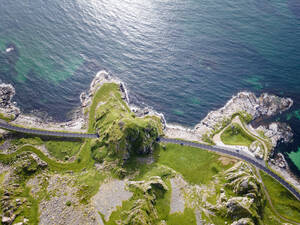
[0,0,300,173]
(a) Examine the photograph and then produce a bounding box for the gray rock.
[0,83,20,119]
[231,218,254,225]
[195,92,293,136]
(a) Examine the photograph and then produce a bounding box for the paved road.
[0,121,99,139]
[159,137,300,201]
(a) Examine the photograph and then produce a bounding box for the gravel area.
[92,179,133,221]
[39,174,102,225]
[170,176,187,214]
[165,124,202,143]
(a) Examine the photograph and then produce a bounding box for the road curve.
[159,137,300,201]
[0,122,99,139]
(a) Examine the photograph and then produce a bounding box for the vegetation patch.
[157,143,234,185]
[167,208,197,225]
[45,140,83,161]
[260,171,300,223]
[0,112,14,122]
[231,111,253,124]
[89,83,162,165]
[221,123,255,147]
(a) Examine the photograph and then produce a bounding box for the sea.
[0,0,300,175]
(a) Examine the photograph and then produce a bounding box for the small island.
[0,71,299,225]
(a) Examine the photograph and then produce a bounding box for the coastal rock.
[270,153,288,169]
[80,70,117,109]
[257,122,293,147]
[0,83,20,119]
[194,92,293,136]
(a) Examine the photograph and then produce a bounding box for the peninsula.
[0,71,299,225]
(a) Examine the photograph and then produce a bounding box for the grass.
[221,123,255,147]
[0,140,95,172]
[0,171,6,184]
[88,82,130,133]
[45,140,83,161]
[75,169,107,204]
[167,208,197,225]
[0,112,14,122]
[260,171,300,223]
[157,143,234,185]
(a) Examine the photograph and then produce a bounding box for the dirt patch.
[218,156,238,166]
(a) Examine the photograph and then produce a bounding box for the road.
[0,121,98,139]
[1,119,299,201]
[159,137,300,201]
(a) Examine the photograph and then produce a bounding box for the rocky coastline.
[0,70,299,190]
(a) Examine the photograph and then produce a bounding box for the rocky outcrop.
[195,92,293,136]
[122,177,168,225]
[231,218,255,225]
[80,70,119,108]
[270,153,288,169]
[214,162,264,224]
[0,83,20,120]
[257,122,293,148]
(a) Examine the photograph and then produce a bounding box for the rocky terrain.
[194,92,293,137]
[0,83,20,120]
[0,71,300,225]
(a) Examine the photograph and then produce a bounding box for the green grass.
[0,112,14,122]
[0,141,95,172]
[221,123,255,147]
[0,171,6,184]
[157,143,234,185]
[75,169,107,204]
[260,171,300,223]
[167,208,197,225]
[45,140,83,161]
[88,83,130,133]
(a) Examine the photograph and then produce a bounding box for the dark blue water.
[0,0,300,172]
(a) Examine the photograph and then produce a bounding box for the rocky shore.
[0,83,20,120]
[194,91,293,137]
[0,71,299,189]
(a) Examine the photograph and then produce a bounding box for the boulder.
[231,218,255,225]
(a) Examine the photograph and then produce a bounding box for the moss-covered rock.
[231,218,255,225]
[214,162,264,224]
[90,85,162,164]
[121,176,168,225]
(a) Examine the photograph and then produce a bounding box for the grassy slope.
[158,143,233,185]
[260,171,300,223]
[45,140,83,161]
[110,143,235,225]
[0,83,299,225]
[221,123,255,147]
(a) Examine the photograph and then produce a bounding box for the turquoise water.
[289,148,300,169]
[0,0,300,173]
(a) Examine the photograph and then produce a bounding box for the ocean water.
[0,0,300,173]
